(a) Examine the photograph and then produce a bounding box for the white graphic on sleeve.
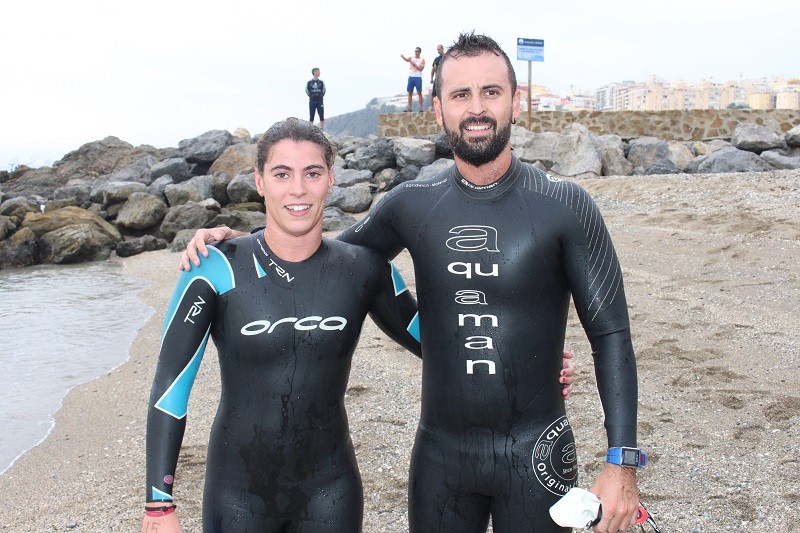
[184,296,206,324]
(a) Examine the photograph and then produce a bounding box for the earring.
[512,118,517,124]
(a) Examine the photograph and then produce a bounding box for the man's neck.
[454,148,513,186]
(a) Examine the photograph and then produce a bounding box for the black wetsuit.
[339,155,638,532]
[145,232,420,532]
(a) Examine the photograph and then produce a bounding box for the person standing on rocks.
[306,67,326,129]
[401,47,425,112]
[430,43,445,99]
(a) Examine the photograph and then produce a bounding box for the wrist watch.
[606,447,647,468]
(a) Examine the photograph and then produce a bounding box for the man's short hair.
[434,32,517,98]
[312,67,320,75]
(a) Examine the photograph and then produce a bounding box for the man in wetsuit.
[430,44,444,98]
[348,33,641,532]
[143,119,422,532]
[181,33,639,531]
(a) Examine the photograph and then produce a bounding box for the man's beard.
[444,115,512,167]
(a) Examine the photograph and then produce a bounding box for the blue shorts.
[407,76,422,94]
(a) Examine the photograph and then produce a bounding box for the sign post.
[516,38,544,130]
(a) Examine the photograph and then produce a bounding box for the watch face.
[622,449,639,466]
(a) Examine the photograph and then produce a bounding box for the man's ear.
[434,97,444,127]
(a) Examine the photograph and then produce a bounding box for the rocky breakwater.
[1,121,799,270]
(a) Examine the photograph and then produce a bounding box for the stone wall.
[378,109,800,141]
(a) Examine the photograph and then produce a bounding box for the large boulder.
[178,130,233,164]
[115,193,169,230]
[393,138,436,168]
[730,122,786,153]
[335,168,373,188]
[149,157,193,183]
[785,126,800,148]
[53,136,159,181]
[327,183,373,213]
[551,123,602,178]
[37,224,118,264]
[323,207,358,232]
[348,138,396,173]
[0,197,41,220]
[227,173,261,204]
[696,146,775,173]
[759,150,800,170]
[115,235,168,257]
[0,227,37,269]
[159,201,217,242]
[209,143,256,177]
[90,181,147,206]
[627,137,679,175]
[164,174,230,207]
[1,167,68,199]
[416,158,455,181]
[22,206,122,241]
[593,135,632,176]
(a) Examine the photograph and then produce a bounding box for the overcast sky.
[2,0,797,170]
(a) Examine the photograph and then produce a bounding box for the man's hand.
[590,464,640,532]
[178,226,245,271]
[561,350,575,399]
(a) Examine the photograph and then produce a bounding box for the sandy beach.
[1,169,798,532]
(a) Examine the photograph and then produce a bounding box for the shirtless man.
[181,33,640,533]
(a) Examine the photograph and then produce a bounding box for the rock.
[90,181,147,206]
[416,158,454,181]
[149,158,193,183]
[115,193,169,230]
[227,173,261,204]
[323,207,358,232]
[785,126,800,148]
[115,235,168,257]
[164,174,230,207]
[52,136,158,181]
[0,197,41,219]
[210,210,265,233]
[759,150,800,170]
[0,226,37,269]
[178,130,234,164]
[697,146,775,173]
[1,167,68,199]
[551,123,602,178]
[159,201,216,242]
[593,135,632,176]
[327,183,373,213]
[335,168,373,188]
[38,223,118,264]
[348,138,396,173]
[730,122,786,153]
[22,206,122,241]
[0,215,17,240]
[209,143,256,177]
[393,138,436,168]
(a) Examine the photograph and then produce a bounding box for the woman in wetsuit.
[142,118,422,532]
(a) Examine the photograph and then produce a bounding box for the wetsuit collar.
[451,155,522,202]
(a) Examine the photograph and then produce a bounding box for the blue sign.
[517,38,544,62]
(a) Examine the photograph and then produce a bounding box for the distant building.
[592,74,799,111]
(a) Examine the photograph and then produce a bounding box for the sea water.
[0,260,153,475]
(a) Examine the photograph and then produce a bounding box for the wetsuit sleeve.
[337,191,407,260]
[368,260,422,358]
[144,269,218,503]
[561,188,638,448]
